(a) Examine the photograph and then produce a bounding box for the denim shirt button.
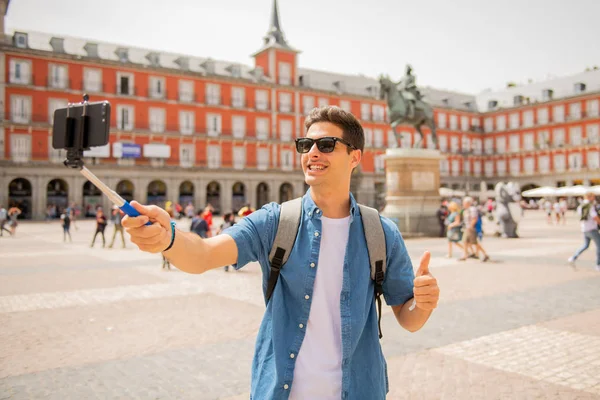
[310,262,315,268]
[283,384,289,390]
[314,231,319,237]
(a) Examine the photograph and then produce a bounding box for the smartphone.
[52,101,111,149]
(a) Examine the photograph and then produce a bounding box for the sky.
[5,0,600,95]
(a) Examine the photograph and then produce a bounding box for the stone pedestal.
[381,148,442,237]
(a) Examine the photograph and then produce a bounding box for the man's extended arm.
[123,201,238,274]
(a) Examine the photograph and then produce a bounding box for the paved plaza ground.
[1,210,599,399]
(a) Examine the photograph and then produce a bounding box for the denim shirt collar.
[302,188,359,223]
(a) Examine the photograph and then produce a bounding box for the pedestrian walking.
[108,205,126,248]
[7,206,21,236]
[568,191,600,271]
[123,105,440,399]
[0,206,11,236]
[90,208,107,247]
[60,208,72,242]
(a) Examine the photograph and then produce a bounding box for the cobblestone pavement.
[1,211,599,399]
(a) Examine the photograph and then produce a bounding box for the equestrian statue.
[379,65,438,149]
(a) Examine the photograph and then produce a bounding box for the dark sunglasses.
[295,137,357,154]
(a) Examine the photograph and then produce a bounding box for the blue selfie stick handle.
[120,201,153,226]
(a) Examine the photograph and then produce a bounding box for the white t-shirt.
[578,201,598,232]
[289,215,350,400]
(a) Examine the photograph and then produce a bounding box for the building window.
[303,96,315,115]
[279,92,292,113]
[440,159,449,175]
[569,126,582,146]
[116,72,134,95]
[11,95,31,124]
[553,128,565,147]
[179,111,195,135]
[206,84,221,105]
[496,115,506,131]
[538,155,550,173]
[524,157,534,175]
[450,136,459,153]
[460,116,469,131]
[374,155,385,173]
[537,130,550,149]
[83,68,102,92]
[449,115,458,130]
[232,87,245,108]
[233,146,246,170]
[471,138,482,154]
[484,161,494,177]
[318,97,328,107]
[149,77,166,99]
[587,151,599,169]
[586,124,599,144]
[281,149,294,171]
[438,135,448,152]
[361,103,371,120]
[256,117,269,140]
[149,108,166,133]
[568,103,581,120]
[278,62,291,85]
[496,160,506,176]
[257,148,269,170]
[364,128,373,147]
[523,110,534,128]
[509,135,520,152]
[179,144,195,168]
[387,130,397,148]
[587,99,599,117]
[255,90,269,110]
[438,113,447,129]
[553,154,566,172]
[372,105,385,122]
[9,59,31,84]
[400,131,411,148]
[232,115,246,139]
[374,129,384,147]
[484,138,494,154]
[568,153,582,171]
[509,113,520,129]
[207,145,221,169]
[49,64,68,89]
[495,137,506,154]
[48,134,66,163]
[280,120,293,141]
[537,107,549,124]
[340,100,351,113]
[207,113,222,137]
[11,133,31,162]
[509,158,520,175]
[48,98,67,124]
[178,80,194,102]
[523,132,534,151]
[484,117,493,133]
[116,105,134,131]
[473,161,482,176]
[553,105,565,123]
[451,160,459,177]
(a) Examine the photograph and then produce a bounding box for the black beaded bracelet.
[162,220,177,252]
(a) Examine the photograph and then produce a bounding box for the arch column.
[195,178,206,211]
[36,175,47,220]
[222,179,233,214]
[247,181,258,209]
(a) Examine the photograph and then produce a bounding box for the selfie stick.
[63,95,151,225]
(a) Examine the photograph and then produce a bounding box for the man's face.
[301,122,360,189]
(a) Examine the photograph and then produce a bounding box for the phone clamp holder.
[63,94,91,169]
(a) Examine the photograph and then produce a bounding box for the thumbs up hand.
[413,251,439,311]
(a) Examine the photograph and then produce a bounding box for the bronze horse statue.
[379,76,438,149]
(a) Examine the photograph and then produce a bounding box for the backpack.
[580,203,592,221]
[266,197,388,338]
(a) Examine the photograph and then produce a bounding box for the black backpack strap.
[266,197,303,302]
[358,204,387,339]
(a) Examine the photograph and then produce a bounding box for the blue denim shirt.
[224,191,415,400]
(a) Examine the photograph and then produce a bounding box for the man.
[108,205,126,248]
[123,106,440,399]
[459,197,490,262]
[568,191,600,271]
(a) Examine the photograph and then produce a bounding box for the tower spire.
[263,0,290,48]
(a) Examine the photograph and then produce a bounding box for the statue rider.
[399,64,422,119]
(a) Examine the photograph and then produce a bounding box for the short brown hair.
[304,106,364,153]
